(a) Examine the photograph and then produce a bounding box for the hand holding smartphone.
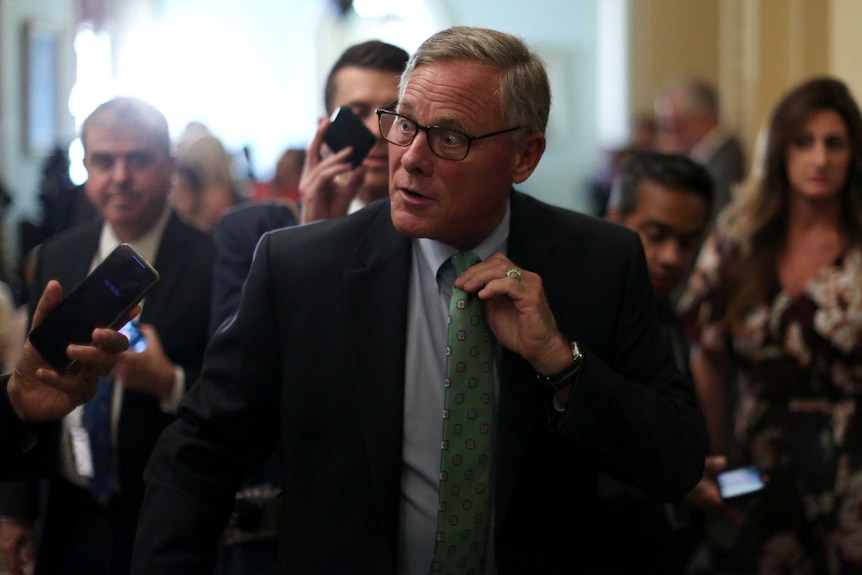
[323,106,377,168]
[28,243,159,372]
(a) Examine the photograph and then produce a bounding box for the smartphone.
[323,106,377,167]
[28,243,160,372]
[717,465,766,500]
[118,320,147,353]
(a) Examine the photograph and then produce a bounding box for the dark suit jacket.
[704,135,745,220]
[0,375,41,476]
[0,211,214,567]
[133,192,707,574]
[210,201,297,334]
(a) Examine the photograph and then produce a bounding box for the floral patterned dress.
[678,230,862,574]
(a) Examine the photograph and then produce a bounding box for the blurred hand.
[684,455,726,510]
[114,324,175,400]
[0,519,36,575]
[8,280,133,423]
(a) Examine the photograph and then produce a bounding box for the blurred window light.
[353,0,425,18]
[68,25,114,184]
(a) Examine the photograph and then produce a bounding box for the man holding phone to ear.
[0,97,214,575]
[297,40,408,224]
[210,40,409,332]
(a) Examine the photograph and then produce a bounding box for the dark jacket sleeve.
[134,231,285,574]
[557,231,707,500]
[0,376,38,465]
[210,203,297,335]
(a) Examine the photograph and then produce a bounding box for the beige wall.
[723,0,830,167]
[627,0,720,121]
[830,0,862,104]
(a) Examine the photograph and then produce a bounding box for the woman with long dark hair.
[680,77,862,572]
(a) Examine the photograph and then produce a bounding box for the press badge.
[69,427,95,478]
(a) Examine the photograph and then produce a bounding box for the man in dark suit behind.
[210,40,408,333]
[133,27,707,574]
[0,97,214,575]
[655,77,745,222]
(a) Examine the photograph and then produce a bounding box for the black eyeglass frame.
[376,109,523,161]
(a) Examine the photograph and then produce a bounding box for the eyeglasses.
[376,109,522,161]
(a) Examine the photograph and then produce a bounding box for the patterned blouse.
[678,229,862,573]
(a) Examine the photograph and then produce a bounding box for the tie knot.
[451,251,480,276]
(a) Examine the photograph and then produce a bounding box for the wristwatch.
[535,340,584,391]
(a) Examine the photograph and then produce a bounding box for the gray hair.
[664,78,719,117]
[400,26,551,135]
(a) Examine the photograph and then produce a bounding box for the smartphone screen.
[323,106,377,167]
[118,320,147,353]
[28,243,159,372]
[717,465,766,500]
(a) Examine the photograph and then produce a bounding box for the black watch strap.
[535,341,584,390]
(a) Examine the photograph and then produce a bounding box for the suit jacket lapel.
[343,204,412,546]
[494,191,572,528]
[142,211,185,322]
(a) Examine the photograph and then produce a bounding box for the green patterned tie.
[432,251,494,575]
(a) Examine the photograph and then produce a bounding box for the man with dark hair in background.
[601,150,720,573]
[210,40,409,333]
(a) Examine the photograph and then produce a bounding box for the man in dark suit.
[133,27,707,574]
[601,151,720,574]
[0,97,214,575]
[654,78,745,222]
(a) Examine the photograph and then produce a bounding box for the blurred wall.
[0,0,77,281]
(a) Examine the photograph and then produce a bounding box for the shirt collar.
[96,205,171,267]
[690,126,729,164]
[415,201,511,280]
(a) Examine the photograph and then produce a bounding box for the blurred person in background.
[0,96,214,575]
[655,78,745,222]
[599,150,717,574]
[171,134,243,230]
[586,112,656,217]
[679,76,862,573]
